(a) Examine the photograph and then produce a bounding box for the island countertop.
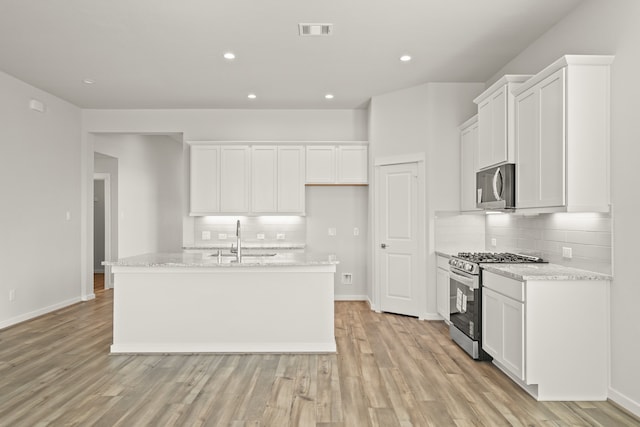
[104,251,338,268]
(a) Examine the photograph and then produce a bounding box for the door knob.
[381,243,387,249]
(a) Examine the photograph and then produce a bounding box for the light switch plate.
[353,227,359,236]
[562,247,573,259]
[201,231,211,240]
[328,228,336,236]
[257,233,265,240]
[276,233,285,240]
[491,238,497,247]
[218,233,227,240]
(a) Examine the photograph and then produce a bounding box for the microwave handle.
[492,168,503,201]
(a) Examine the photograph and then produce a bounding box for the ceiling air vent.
[298,23,333,36]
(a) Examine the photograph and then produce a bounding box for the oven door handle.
[450,270,479,289]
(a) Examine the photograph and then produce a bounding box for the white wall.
[488,0,640,415]
[93,134,183,257]
[306,186,368,299]
[0,70,82,329]
[368,82,484,317]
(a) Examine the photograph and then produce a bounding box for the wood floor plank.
[1,295,639,426]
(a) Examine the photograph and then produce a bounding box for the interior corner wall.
[0,70,82,329]
[368,82,483,317]
[488,0,640,415]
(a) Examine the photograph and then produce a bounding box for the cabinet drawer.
[436,255,450,270]
[482,271,524,302]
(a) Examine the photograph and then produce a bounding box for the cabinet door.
[337,146,368,184]
[278,146,305,213]
[515,87,540,208]
[190,145,220,214]
[490,86,508,166]
[436,267,450,322]
[538,68,566,207]
[306,146,336,183]
[502,296,525,381]
[220,146,250,213]
[460,121,479,211]
[251,146,278,213]
[482,288,503,360]
[477,98,493,170]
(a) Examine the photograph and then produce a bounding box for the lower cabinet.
[436,255,451,322]
[482,270,609,401]
[482,287,524,381]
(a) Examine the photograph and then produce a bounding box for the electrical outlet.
[341,273,353,285]
[328,254,336,262]
[276,233,285,240]
[65,211,71,221]
[491,238,497,247]
[328,228,336,236]
[9,289,15,302]
[353,227,359,236]
[218,233,227,240]
[201,231,211,240]
[257,233,265,240]
[562,247,573,259]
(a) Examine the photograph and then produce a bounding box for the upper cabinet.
[513,55,614,212]
[252,145,305,214]
[220,146,251,213]
[306,144,368,185]
[474,75,532,170]
[459,115,480,212]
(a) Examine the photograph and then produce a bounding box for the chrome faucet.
[230,219,242,262]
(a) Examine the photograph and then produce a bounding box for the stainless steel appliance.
[448,252,545,360]
[476,163,515,210]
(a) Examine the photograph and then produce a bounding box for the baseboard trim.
[110,341,337,354]
[334,295,368,301]
[0,296,82,330]
[609,387,640,420]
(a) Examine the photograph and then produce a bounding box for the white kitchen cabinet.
[251,146,278,213]
[459,115,480,211]
[436,255,451,322]
[306,146,336,183]
[482,269,609,401]
[337,146,368,184]
[220,146,251,213]
[277,146,305,213]
[251,146,305,214]
[306,144,368,184]
[474,75,532,170]
[190,144,220,215]
[482,285,525,381]
[514,55,614,212]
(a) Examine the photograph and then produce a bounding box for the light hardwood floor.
[0,288,638,426]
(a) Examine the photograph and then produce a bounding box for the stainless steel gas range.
[448,252,546,360]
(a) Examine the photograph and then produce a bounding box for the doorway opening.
[93,173,112,290]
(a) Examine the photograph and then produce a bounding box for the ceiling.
[0,0,584,109]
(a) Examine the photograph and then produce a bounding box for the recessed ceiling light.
[400,55,412,62]
[223,52,236,60]
[325,94,334,99]
[83,78,95,84]
[247,93,257,99]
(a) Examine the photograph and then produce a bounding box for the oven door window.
[449,276,480,340]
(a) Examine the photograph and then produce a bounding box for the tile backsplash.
[194,216,306,246]
[486,212,612,275]
[434,214,486,254]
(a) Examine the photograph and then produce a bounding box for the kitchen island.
[104,252,338,354]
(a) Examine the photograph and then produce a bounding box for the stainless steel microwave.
[476,163,515,210]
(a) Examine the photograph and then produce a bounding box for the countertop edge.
[481,263,612,282]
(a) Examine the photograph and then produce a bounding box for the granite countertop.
[481,263,612,281]
[183,243,306,250]
[104,251,338,268]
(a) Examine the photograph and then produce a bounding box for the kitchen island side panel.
[111,267,336,353]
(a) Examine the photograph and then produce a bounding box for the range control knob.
[464,263,473,272]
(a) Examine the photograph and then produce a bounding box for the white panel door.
[251,146,278,213]
[278,146,305,213]
[378,163,419,316]
[190,144,220,214]
[220,146,250,213]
